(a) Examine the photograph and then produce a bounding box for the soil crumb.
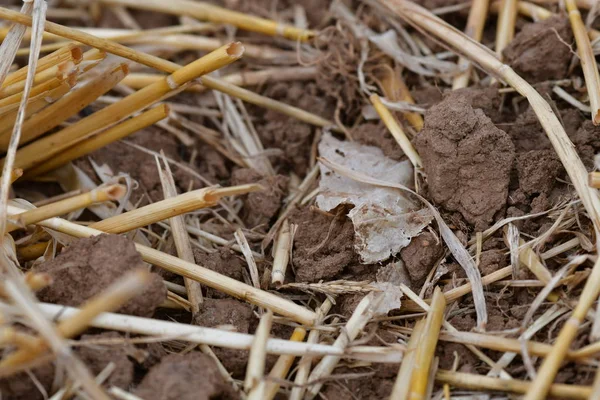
[135,353,239,400]
[503,16,573,83]
[231,168,288,229]
[400,232,444,285]
[289,206,357,282]
[36,235,167,317]
[415,94,515,230]
[0,362,54,400]
[76,332,134,389]
[352,122,404,161]
[516,150,563,196]
[194,249,244,299]
[320,363,398,399]
[193,298,253,378]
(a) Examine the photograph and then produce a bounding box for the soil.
[35,234,166,317]
[288,206,358,282]
[193,298,254,378]
[352,122,405,161]
[400,232,444,285]
[135,352,239,400]
[231,168,288,229]
[0,362,54,400]
[415,93,515,230]
[7,0,600,398]
[194,248,245,299]
[75,332,135,389]
[503,16,574,83]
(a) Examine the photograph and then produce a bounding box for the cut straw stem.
[263,327,307,400]
[0,63,128,150]
[2,43,82,87]
[495,0,518,58]
[121,67,317,93]
[7,204,317,325]
[96,0,315,41]
[390,319,426,399]
[23,104,170,178]
[245,310,273,394]
[0,272,52,297]
[370,93,422,168]
[0,73,75,110]
[589,171,600,188]
[402,266,512,312]
[0,81,71,140]
[0,269,151,369]
[33,302,348,357]
[271,219,291,287]
[89,184,260,234]
[408,287,446,399]
[453,0,490,88]
[9,168,22,183]
[5,42,244,171]
[0,9,334,129]
[6,184,125,233]
[305,293,382,399]
[379,65,423,132]
[0,58,77,99]
[566,0,600,124]
[289,300,333,400]
[158,155,203,314]
[436,370,591,399]
[524,257,600,400]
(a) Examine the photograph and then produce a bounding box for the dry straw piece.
[565,0,600,124]
[495,0,518,58]
[0,63,127,150]
[6,204,317,325]
[0,7,334,129]
[89,183,261,234]
[24,104,170,178]
[6,184,125,233]
[5,42,244,172]
[453,0,490,88]
[96,0,315,41]
[370,93,422,168]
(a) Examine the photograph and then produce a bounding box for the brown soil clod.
[289,206,357,282]
[135,352,239,400]
[231,168,288,229]
[35,234,166,317]
[400,232,444,285]
[503,16,574,83]
[75,332,135,389]
[415,94,515,230]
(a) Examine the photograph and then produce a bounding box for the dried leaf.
[317,132,433,264]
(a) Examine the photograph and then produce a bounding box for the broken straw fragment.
[316,132,433,264]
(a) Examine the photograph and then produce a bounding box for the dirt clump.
[194,249,245,299]
[76,332,134,389]
[36,234,167,317]
[352,122,404,161]
[415,94,515,230]
[193,298,253,378]
[231,168,288,229]
[442,87,504,123]
[135,352,239,400]
[259,117,314,176]
[320,363,398,399]
[400,232,444,284]
[516,150,563,196]
[0,362,54,400]
[478,249,508,276]
[289,206,357,282]
[503,16,573,83]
